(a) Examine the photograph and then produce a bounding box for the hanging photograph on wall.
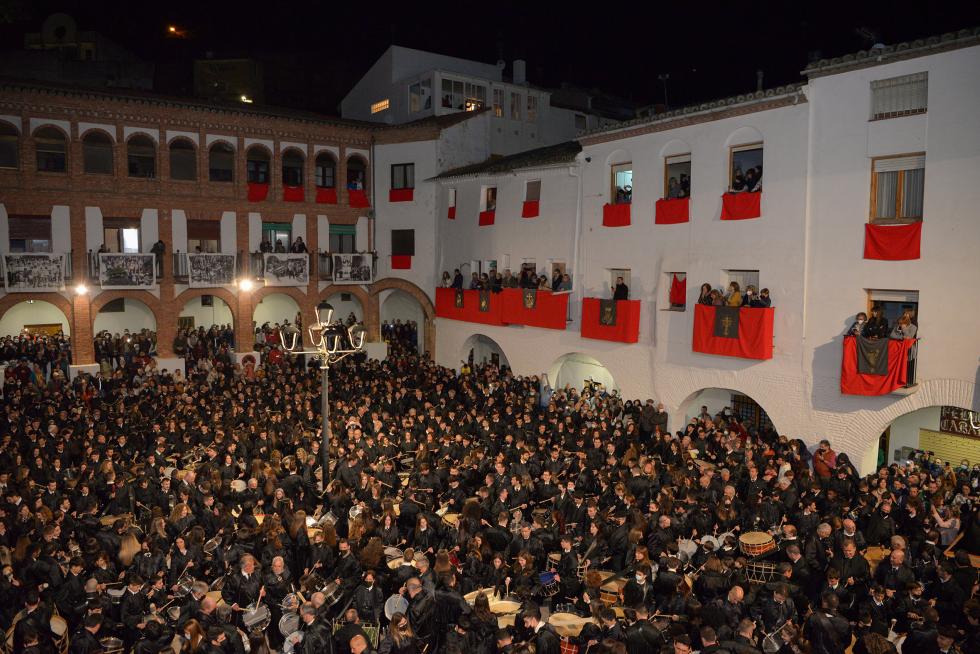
[331,253,374,284]
[263,253,310,286]
[98,253,156,289]
[2,253,65,292]
[188,253,237,288]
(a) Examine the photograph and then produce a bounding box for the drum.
[210,576,225,592]
[279,612,301,638]
[319,511,338,527]
[599,577,626,606]
[362,623,380,648]
[532,508,552,527]
[547,552,562,566]
[349,505,363,522]
[175,575,195,598]
[384,547,403,563]
[576,559,590,580]
[384,594,409,620]
[322,581,344,607]
[739,531,776,557]
[488,599,522,615]
[100,637,125,654]
[549,613,592,638]
[864,546,890,566]
[559,637,581,654]
[106,587,126,604]
[677,538,698,563]
[442,513,460,529]
[280,593,300,612]
[539,571,560,597]
[282,631,303,654]
[167,606,182,624]
[463,588,499,604]
[230,480,247,493]
[744,561,780,584]
[50,614,68,654]
[399,456,414,470]
[242,603,271,632]
[203,536,222,554]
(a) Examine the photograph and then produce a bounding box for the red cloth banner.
[721,192,761,220]
[500,289,568,330]
[863,222,922,260]
[521,200,540,218]
[315,187,338,204]
[349,189,370,208]
[655,198,690,224]
[602,203,631,227]
[692,304,774,359]
[840,336,914,395]
[435,288,506,326]
[581,298,641,343]
[391,255,412,270]
[389,188,414,202]
[247,182,269,202]
[447,206,456,220]
[283,185,305,202]
[669,274,687,306]
[479,210,496,226]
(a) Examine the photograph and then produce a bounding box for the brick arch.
[368,278,434,320]
[313,149,338,163]
[281,146,306,161]
[0,293,73,327]
[31,123,70,140]
[78,127,116,143]
[167,135,198,148]
[0,117,21,134]
[208,139,237,153]
[174,287,239,329]
[90,290,161,318]
[124,131,157,146]
[245,143,273,159]
[862,378,977,451]
[318,284,378,341]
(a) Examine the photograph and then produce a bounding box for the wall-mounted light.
[240,95,253,104]
[74,284,88,296]
[238,279,254,291]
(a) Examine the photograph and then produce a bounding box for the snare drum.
[100,637,125,654]
[539,571,560,597]
[744,561,780,584]
[50,615,68,654]
[547,552,562,566]
[739,531,776,557]
[167,606,182,625]
[280,593,301,612]
[279,612,301,638]
[203,536,222,554]
[242,603,271,632]
[106,588,126,604]
[599,577,625,605]
[322,581,344,607]
[384,594,409,620]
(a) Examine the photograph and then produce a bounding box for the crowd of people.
[93,330,158,373]
[848,308,918,341]
[1,333,72,382]
[381,321,419,355]
[697,283,772,308]
[441,268,572,293]
[258,238,310,255]
[0,327,977,654]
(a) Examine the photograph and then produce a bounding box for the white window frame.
[525,180,541,202]
[870,153,925,223]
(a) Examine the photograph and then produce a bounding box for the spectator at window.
[754,288,772,307]
[259,239,273,253]
[451,269,463,289]
[551,269,563,291]
[274,240,286,253]
[441,271,452,287]
[469,272,481,290]
[741,285,771,308]
[862,307,889,340]
[890,310,917,340]
[500,269,517,288]
[558,274,572,291]
[667,177,683,199]
[612,276,629,301]
[745,166,763,192]
[731,167,746,192]
[710,289,723,306]
[680,173,690,197]
[616,184,632,204]
[290,237,308,253]
[491,270,503,293]
[725,282,742,307]
[848,312,868,336]
[698,283,713,306]
[480,272,490,289]
[348,176,363,191]
[537,274,549,290]
[150,239,165,276]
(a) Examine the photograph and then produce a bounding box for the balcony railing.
[904,339,919,388]
[315,250,377,283]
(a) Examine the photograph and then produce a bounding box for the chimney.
[513,59,526,85]
[756,69,764,92]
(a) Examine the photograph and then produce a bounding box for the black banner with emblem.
[479,290,491,312]
[454,289,464,308]
[599,299,617,326]
[857,336,889,375]
[522,288,537,310]
[713,306,740,339]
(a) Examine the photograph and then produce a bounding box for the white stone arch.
[461,333,510,369]
[659,138,692,159]
[93,297,158,335]
[252,292,302,330]
[379,289,425,351]
[725,126,765,148]
[605,148,632,167]
[0,299,71,337]
[673,382,782,437]
[546,352,618,394]
[321,290,364,325]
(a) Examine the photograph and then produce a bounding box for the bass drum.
[384,594,409,620]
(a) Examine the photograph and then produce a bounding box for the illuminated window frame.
[371,99,390,114]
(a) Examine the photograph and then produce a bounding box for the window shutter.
[874,155,925,173]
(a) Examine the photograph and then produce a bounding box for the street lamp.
[280,304,364,490]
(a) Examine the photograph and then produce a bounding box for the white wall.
[547,353,618,392]
[179,296,234,329]
[51,206,71,254]
[140,209,158,252]
[171,210,188,253]
[248,213,262,252]
[93,298,156,334]
[0,300,71,336]
[323,292,363,324]
[380,289,425,349]
[253,293,300,328]
[85,206,103,252]
[884,406,941,464]
[679,388,738,426]
[461,332,510,368]
[220,212,236,254]
[317,215,330,252]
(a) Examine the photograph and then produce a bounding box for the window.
[103,218,141,253]
[871,72,928,120]
[871,154,925,222]
[441,78,465,110]
[347,156,367,191]
[732,394,774,432]
[208,142,234,182]
[127,135,156,178]
[315,153,336,188]
[510,92,522,120]
[371,99,390,114]
[34,127,66,172]
[169,139,197,181]
[665,154,691,199]
[611,162,632,204]
[391,229,415,256]
[409,79,432,113]
[868,290,919,328]
[0,122,18,169]
[8,215,52,252]
[493,89,505,118]
[484,187,497,212]
[730,144,763,192]
[526,95,538,122]
[82,131,114,174]
[246,146,270,184]
[328,224,356,253]
[464,83,487,111]
[724,269,760,297]
[187,220,220,253]
[263,223,292,251]
[448,188,456,209]
[282,150,304,187]
[525,180,541,202]
[666,272,686,310]
[609,268,631,293]
[574,114,587,131]
[391,163,415,190]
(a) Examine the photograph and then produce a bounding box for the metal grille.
[871,72,928,120]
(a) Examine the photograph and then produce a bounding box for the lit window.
[510,92,522,120]
[526,95,538,122]
[371,99,390,114]
[730,144,763,192]
[664,154,691,199]
[871,72,927,120]
[493,89,504,118]
[610,163,632,205]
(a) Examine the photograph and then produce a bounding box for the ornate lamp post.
[281,304,364,489]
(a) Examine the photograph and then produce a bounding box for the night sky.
[2,0,979,115]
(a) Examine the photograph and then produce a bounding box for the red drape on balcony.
[435,288,506,325]
[389,188,414,202]
[863,222,922,260]
[283,185,305,202]
[721,192,761,220]
[692,304,774,359]
[655,197,690,224]
[669,274,687,306]
[315,187,338,204]
[447,206,456,220]
[499,289,568,330]
[349,189,370,208]
[247,182,269,202]
[840,336,914,395]
[391,255,412,270]
[580,298,641,343]
[521,200,540,218]
[478,210,495,226]
[602,203,631,227]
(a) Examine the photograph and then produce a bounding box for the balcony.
[0,252,74,291]
[87,252,158,289]
[315,251,377,283]
[840,336,918,396]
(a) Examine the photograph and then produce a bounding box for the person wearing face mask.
[848,312,868,336]
[352,570,383,626]
[623,563,654,608]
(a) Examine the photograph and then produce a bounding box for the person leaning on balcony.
[698,283,713,305]
[441,271,452,287]
[612,277,629,300]
[848,313,867,336]
[862,306,889,340]
[289,237,308,253]
[451,269,464,289]
[890,310,917,340]
[725,282,742,307]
